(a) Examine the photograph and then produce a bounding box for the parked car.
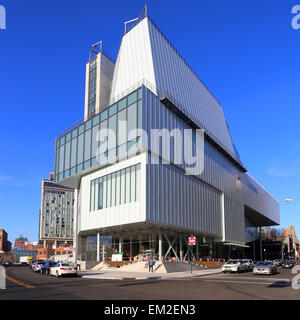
[253,261,277,275]
[49,263,77,277]
[222,260,248,273]
[282,260,294,269]
[242,259,255,271]
[32,261,46,273]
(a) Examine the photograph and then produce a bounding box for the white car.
[222,259,247,273]
[50,263,77,277]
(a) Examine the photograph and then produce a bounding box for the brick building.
[0,228,11,253]
[14,236,28,249]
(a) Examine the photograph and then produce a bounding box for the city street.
[1,265,299,300]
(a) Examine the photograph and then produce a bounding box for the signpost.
[188,236,196,274]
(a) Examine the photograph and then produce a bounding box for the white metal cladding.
[146,159,222,237]
[77,154,147,233]
[224,196,245,243]
[142,87,280,241]
[110,16,236,156]
[110,18,156,103]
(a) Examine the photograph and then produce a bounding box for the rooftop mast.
[124,3,148,34]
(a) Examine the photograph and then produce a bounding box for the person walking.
[148,257,155,272]
[45,261,50,275]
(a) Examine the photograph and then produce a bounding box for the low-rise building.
[36,246,74,261]
[14,236,28,249]
[0,228,11,253]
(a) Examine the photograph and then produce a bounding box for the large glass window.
[77,134,84,165]
[118,109,127,146]
[59,145,65,174]
[108,115,117,151]
[56,87,142,182]
[136,164,141,201]
[111,173,116,207]
[92,126,99,160]
[125,167,131,204]
[127,103,137,141]
[71,138,77,168]
[65,142,71,171]
[121,169,126,205]
[107,174,111,208]
[116,171,121,206]
[90,164,141,212]
[84,129,91,162]
[130,166,136,202]
[103,175,107,209]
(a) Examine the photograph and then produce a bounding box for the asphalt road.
[1,265,300,300]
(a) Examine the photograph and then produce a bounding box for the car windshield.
[226,260,239,264]
[37,262,45,265]
[61,264,71,267]
[257,262,271,266]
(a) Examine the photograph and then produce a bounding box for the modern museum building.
[53,12,280,266]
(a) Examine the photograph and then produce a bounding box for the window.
[55,88,142,181]
[127,103,137,141]
[90,164,141,211]
[125,168,131,203]
[118,98,126,111]
[121,169,126,205]
[59,145,65,174]
[128,91,137,106]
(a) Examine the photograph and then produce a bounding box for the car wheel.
[56,271,59,278]
[237,268,240,273]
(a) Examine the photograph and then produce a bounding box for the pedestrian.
[148,257,155,272]
[45,261,50,275]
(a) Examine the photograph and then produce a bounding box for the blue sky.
[0,0,299,243]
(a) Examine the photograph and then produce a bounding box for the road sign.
[189,236,196,246]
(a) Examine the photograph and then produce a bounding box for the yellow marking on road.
[2,267,35,289]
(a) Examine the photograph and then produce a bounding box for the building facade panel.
[146,160,222,237]
[143,87,279,229]
[39,180,74,243]
[78,153,147,233]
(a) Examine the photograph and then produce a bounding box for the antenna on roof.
[89,40,103,62]
[124,3,148,35]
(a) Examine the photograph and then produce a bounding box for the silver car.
[253,261,277,275]
[242,259,254,271]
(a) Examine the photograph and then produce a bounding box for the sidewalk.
[79,268,222,280]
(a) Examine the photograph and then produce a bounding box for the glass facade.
[55,87,143,182]
[90,164,141,212]
[88,58,97,117]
